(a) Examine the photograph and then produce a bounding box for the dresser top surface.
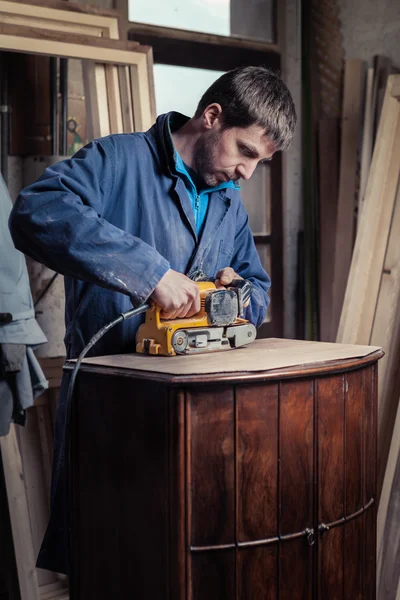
[73,338,382,380]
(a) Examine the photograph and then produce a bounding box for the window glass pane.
[129,0,230,37]
[240,163,271,235]
[128,0,275,42]
[256,243,271,322]
[153,64,225,117]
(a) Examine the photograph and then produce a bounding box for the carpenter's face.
[194,122,276,187]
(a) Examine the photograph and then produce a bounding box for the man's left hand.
[215,268,251,308]
[215,267,242,288]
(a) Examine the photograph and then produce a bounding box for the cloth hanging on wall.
[0,173,48,436]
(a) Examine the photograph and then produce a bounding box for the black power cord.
[65,302,150,597]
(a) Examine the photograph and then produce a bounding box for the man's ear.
[202,103,223,130]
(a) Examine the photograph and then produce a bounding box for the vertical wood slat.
[279,380,314,535]
[129,64,143,132]
[73,375,170,599]
[188,387,235,547]
[118,64,134,133]
[363,366,374,505]
[0,426,40,600]
[191,550,235,600]
[371,180,400,492]
[280,538,313,600]
[318,117,339,342]
[317,375,344,524]
[81,60,101,140]
[345,370,364,516]
[332,58,365,337]
[318,526,344,599]
[169,390,186,600]
[238,545,277,600]
[237,383,278,542]
[358,67,375,221]
[336,76,400,345]
[344,518,363,600]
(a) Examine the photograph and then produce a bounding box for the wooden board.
[0,427,40,600]
[358,67,374,222]
[331,59,365,337]
[79,338,381,376]
[335,74,400,599]
[318,117,339,342]
[337,76,400,345]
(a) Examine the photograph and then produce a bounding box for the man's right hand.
[150,269,200,319]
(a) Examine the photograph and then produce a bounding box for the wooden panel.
[332,59,365,337]
[118,64,134,133]
[345,369,364,515]
[317,374,344,523]
[188,387,234,547]
[81,60,101,141]
[318,117,339,341]
[72,374,170,599]
[279,380,314,535]
[363,366,374,504]
[190,550,235,600]
[358,67,375,221]
[372,180,400,492]
[237,383,278,542]
[168,390,186,600]
[238,545,277,600]
[280,538,312,600]
[364,506,376,600]
[16,410,54,587]
[344,518,363,600]
[0,426,40,600]
[337,76,400,345]
[318,526,344,599]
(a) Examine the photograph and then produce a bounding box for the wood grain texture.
[0,426,40,600]
[190,550,235,600]
[345,369,364,516]
[318,117,339,341]
[238,545,277,600]
[337,75,400,345]
[188,387,235,547]
[72,374,170,599]
[280,538,312,600]
[359,67,375,221]
[237,383,278,542]
[318,526,344,600]
[344,518,363,600]
[317,375,344,524]
[279,380,314,535]
[69,346,380,598]
[332,58,365,337]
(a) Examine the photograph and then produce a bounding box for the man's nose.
[236,161,257,181]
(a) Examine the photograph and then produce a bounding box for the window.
[129,0,275,43]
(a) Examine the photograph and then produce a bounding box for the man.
[9,66,296,574]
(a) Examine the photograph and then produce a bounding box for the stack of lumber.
[336,73,400,600]
[0,2,156,600]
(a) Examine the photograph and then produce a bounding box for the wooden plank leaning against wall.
[336,74,400,600]
[0,5,157,599]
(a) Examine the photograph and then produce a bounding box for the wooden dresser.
[69,338,383,599]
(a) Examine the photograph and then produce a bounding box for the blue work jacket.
[10,112,270,358]
[9,112,271,574]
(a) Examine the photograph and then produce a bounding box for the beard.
[193,130,235,187]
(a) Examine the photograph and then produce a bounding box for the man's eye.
[239,146,253,158]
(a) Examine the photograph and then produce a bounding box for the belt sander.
[136,278,256,356]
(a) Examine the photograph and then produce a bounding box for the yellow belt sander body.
[136,279,257,356]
